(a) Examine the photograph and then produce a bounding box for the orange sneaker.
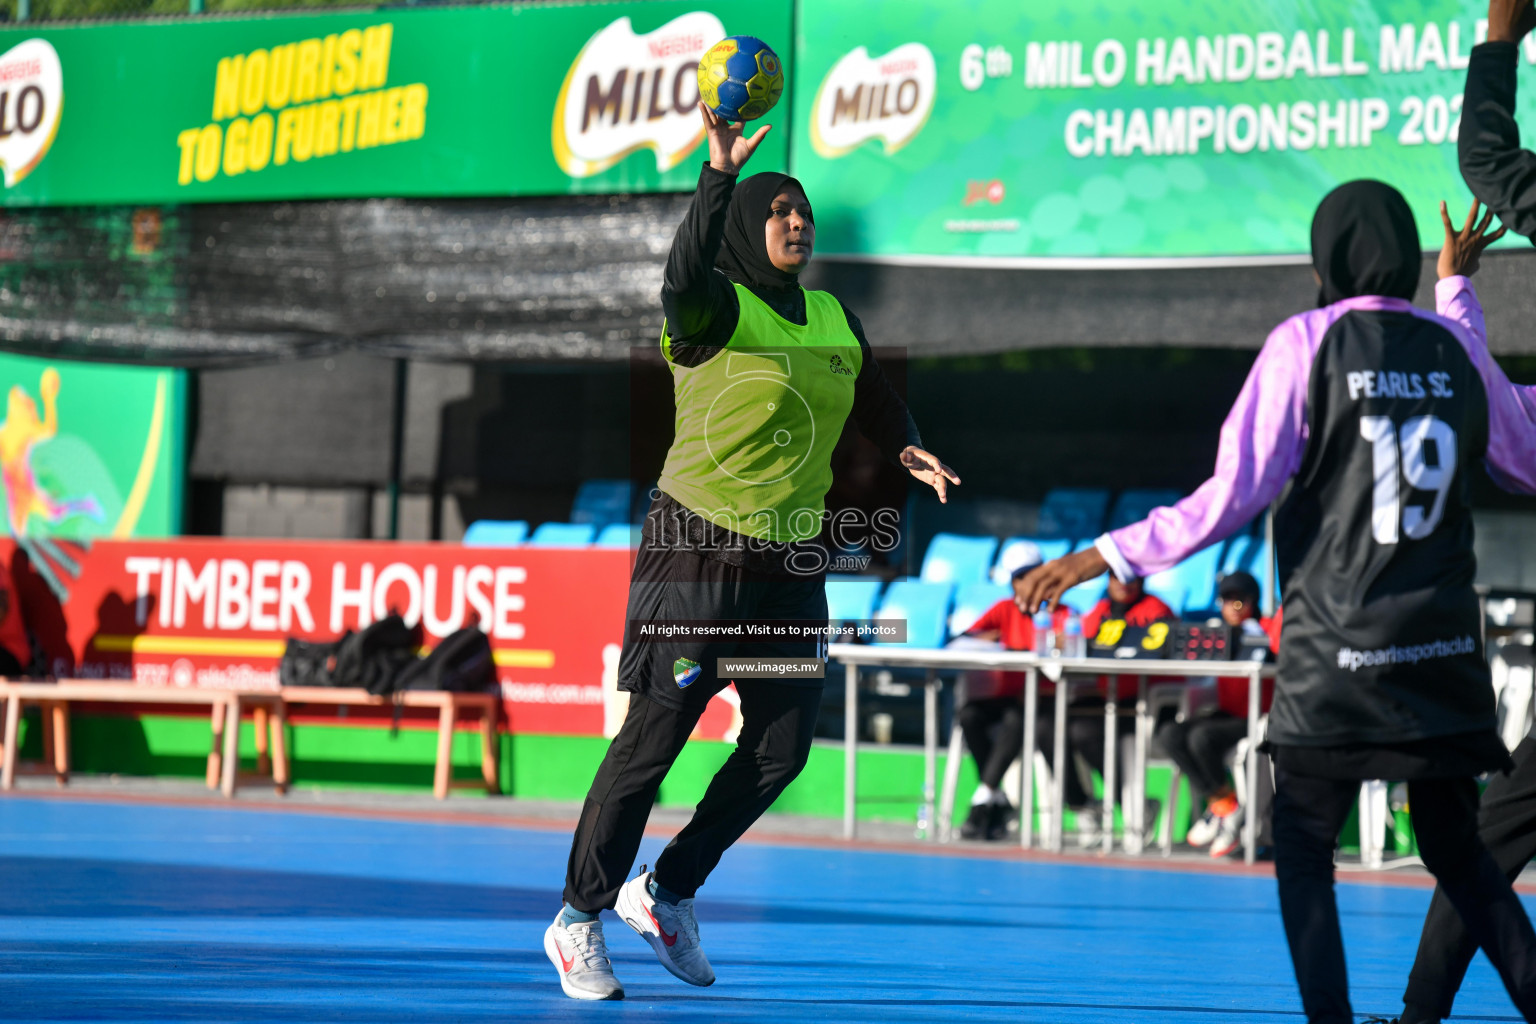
[1208,790,1240,819]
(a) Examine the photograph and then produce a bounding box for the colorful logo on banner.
[0,39,62,188]
[174,23,428,188]
[0,354,181,603]
[809,43,935,158]
[552,12,721,177]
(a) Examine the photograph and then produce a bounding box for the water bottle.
[1033,607,1054,656]
[1063,611,1083,659]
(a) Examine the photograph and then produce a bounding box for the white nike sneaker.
[1186,809,1221,848]
[1209,806,1246,859]
[615,870,715,987]
[544,912,624,1001]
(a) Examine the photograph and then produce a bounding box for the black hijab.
[1310,179,1422,307]
[716,171,812,295]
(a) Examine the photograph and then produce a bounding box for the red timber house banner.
[3,539,747,743]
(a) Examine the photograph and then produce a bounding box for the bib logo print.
[673,656,702,689]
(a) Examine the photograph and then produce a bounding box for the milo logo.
[810,42,936,159]
[552,12,722,177]
[0,39,63,189]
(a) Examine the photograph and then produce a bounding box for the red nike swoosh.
[645,904,678,947]
[558,946,574,972]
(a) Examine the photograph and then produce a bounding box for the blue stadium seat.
[631,480,660,523]
[1145,542,1224,618]
[1109,488,1185,531]
[991,536,1072,583]
[1222,533,1274,579]
[571,479,634,527]
[1220,532,1279,608]
[526,522,597,547]
[826,574,883,624]
[950,581,1011,636]
[462,520,529,547]
[919,533,998,586]
[1037,488,1111,540]
[593,523,641,548]
[874,579,955,648]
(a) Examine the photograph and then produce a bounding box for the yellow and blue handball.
[697,36,784,122]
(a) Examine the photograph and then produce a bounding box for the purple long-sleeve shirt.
[1096,277,1536,582]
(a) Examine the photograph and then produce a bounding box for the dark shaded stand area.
[2,196,1533,543]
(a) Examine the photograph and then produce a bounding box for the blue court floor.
[0,796,1524,1023]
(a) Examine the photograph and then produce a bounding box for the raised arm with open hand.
[701,103,772,177]
[1461,4,1536,238]
[1439,199,1507,279]
[1488,0,1536,43]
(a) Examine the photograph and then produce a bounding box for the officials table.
[828,644,1276,865]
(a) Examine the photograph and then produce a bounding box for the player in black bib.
[1017,182,1536,1023]
[1388,3,1536,1021]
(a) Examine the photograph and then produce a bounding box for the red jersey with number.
[1079,593,1175,700]
[1080,594,1174,643]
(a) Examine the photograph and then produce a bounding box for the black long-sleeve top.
[660,164,923,464]
[1461,41,1536,240]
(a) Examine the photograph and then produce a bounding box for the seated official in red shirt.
[952,542,1068,840]
[1155,570,1276,859]
[1081,573,1176,646]
[1056,573,1176,844]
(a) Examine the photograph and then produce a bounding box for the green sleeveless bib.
[658,283,862,542]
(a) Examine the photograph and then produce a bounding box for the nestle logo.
[0,59,42,82]
[648,34,705,59]
[829,354,854,376]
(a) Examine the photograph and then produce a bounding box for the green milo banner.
[0,1,792,206]
[0,354,183,544]
[791,1,1536,263]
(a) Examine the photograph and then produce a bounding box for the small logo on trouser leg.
[673,657,702,688]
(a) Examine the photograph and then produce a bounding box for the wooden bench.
[0,681,288,798]
[279,688,501,800]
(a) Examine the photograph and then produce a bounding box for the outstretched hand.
[701,102,771,176]
[1488,0,1536,43]
[1014,547,1110,615]
[1438,199,1507,280]
[900,447,961,504]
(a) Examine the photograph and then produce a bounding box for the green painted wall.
[14,709,1387,852]
[18,709,981,824]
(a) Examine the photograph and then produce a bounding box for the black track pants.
[1274,769,1536,1024]
[1401,735,1536,1023]
[1157,712,1249,807]
[563,684,819,912]
[956,697,1025,792]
